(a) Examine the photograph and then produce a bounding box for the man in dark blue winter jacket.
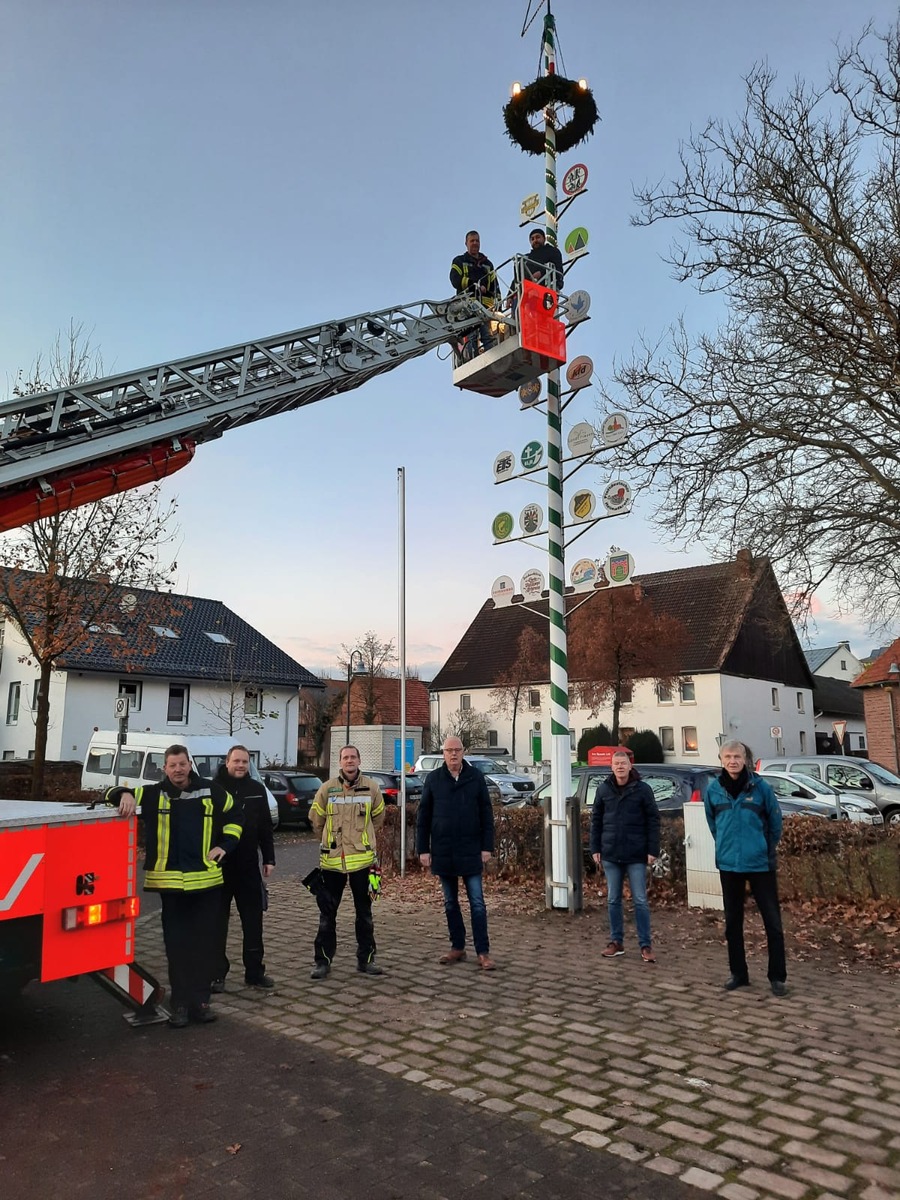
[416,737,496,970]
[590,750,660,963]
[704,740,786,996]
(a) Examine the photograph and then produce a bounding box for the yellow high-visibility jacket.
[310,772,385,873]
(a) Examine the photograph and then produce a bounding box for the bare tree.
[489,626,546,758]
[443,708,491,748]
[568,586,687,741]
[603,19,900,630]
[339,630,397,725]
[0,326,178,798]
[306,689,343,765]
[194,642,278,736]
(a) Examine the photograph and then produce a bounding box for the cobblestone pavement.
[129,875,900,1200]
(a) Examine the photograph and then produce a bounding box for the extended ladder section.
[0,295,489,527]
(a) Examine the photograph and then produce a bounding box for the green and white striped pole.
[541,10,573,909]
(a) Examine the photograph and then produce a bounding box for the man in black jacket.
[416,737,496,970]
[589,751,660,963]
[524,228,564,292]
[109,745,241,1027]
[212,745,276,991]
[449,230,500,357]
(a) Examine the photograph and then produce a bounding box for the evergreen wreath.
[503,75,599,156]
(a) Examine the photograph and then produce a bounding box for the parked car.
[465,757,536,805]
[365,770,424,805]
[531,763,719,814]
[262,770,321,828]
[756,756,900,828]
[757,771,884,826]
[413,759,504,805]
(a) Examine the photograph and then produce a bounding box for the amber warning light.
[62,895,140,931]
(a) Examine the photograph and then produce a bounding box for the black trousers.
[314,868,375,967]
[159,889,221,1011]
[216,867,266,983]
[719,869,786,984]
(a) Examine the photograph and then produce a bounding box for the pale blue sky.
[2,1,894,676]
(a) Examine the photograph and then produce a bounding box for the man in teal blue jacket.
[704,740,787,996]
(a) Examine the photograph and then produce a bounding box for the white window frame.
[679,678,696,704]
[796,691,805,712]
[771,687,780,710]
[659,726,675,752]
[6,681,20,725]
[118,680,143,713]
[459,694,471,711]
[244,688,261,717]
[681,725,699,754]
[528,689,541,709]
[657,683,673,704]
[167,683,190,724]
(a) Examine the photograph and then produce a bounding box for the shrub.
[576,725,613,762]
[626,729,665,762]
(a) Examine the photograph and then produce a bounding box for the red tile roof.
[851,638,900,688]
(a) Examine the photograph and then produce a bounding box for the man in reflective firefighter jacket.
[108,743,241,1027]
[308,744,385,980]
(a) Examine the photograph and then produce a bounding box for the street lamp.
[345,650,367,747]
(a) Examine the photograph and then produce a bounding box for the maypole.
[540,11,571,911]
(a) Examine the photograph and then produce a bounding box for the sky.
[2,0,896,679]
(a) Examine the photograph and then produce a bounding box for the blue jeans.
[439,874,489,956]
[602,859,652,948]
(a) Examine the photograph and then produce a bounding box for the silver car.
[758,771,884,826]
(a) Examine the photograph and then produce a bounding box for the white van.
[756,755,900,828]
[82,731,279,827]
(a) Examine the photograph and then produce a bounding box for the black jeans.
[159,889,221,1011]
[314,868,376,966]
[719,870,786,983]
[216,866,266,983]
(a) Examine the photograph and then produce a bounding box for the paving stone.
[657,1120,715,1146]
[718,1184,760,1200]
[563,1108,617,1133]
[678,1166,723,1190]
[716,1138,779,1167]
[514,1091,565,1114]
[739,1167,810,1198]
[571,1130,611,1149]
[786,1162,854,1193]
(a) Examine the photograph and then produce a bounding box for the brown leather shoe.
[477,953,496,971]
[439,948,467,964]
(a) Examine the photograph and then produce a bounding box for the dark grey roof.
[811,675,865,719]
[1,569,320,688]
[804,646,842,674]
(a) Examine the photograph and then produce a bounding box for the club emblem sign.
[602,480,632,514]
[569,490,596,522]
[520,569,545,598]
[492,511,514,541]
[519,503,543,535]
[520,192,541,220]
[491,575,516,606]
[565,355,593,390]
[520,440,544,470]
[570,558,597,588]
[519,378,542,407]
[567,421,595,457]
[564,226,589,256]
[493,450,515,482]
[566,289,591,324]
[601,412,629,446]
[562,163,589,196]
[606,551,634,587]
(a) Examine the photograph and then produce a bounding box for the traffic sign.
[833,720,847,744]
[114,697,130,720]
[770,726,783,739]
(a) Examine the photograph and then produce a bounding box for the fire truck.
[0,269,568,1020]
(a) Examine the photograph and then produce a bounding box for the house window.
[528,689,541,708]
[167,684,190,724]
[204,631,234,645]
[297,723,307,738]
[796,692,805,713]
[840,660,847,671]
[657,683,673,704]
[459,694,471,711]
[26,749,34,760]
[6,682,20,725]
[682,726,699,754]
[569,728,576,751]
[679,678,696,703]
[151,625,179,639]
[659,726,675,752]
[244,688,261,716]
[858,734,866,750]
[620,684,633,705]
[799,731,807,753]
[2,750,14,761]
[31,680,40,711]
[118,680,142,712]
[771,687,779,709]
[487,729,498,747]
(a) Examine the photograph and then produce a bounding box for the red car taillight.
[285,792,299,806]
[383,788,399,801]
[689,789,702,804]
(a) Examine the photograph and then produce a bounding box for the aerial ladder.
[0,264,566,530]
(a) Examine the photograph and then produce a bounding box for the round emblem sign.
[606,550,635,587]
[521,440,544,470]
[601,412,629,447]
[491,575,516,606]
[566,289,591,324]
[519,378,542,407]
[566,355,594,390]
[519,503,543,535]
[520,193,541,220]
[562,163,589,197]
[520,569,545,598]
[564,226,589,256]
[566,421,595,458]
[492,511,515,541]
[569,490,596,522]
[570,558,597,587]
[493,450,515,482]
[602,481,632,514]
